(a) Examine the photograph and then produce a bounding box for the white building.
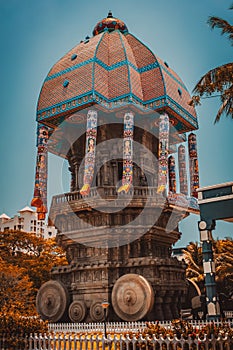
[0,206,57,239]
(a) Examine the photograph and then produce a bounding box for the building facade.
[0,206,57,239]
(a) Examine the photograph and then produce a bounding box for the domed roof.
[37,14,198,132]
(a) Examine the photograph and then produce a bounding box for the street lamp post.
[101,300,110,338]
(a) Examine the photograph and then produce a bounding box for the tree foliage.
[0,229,67,292]
[190,5,233,123]
[0,229,67,335]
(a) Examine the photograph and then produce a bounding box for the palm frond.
[207,16,233,45]
[192,63,233,122]
[215,97,229,123]
[193,63,233,95]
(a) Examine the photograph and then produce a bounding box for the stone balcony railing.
[49,186,199,223]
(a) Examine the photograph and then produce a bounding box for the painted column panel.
[168,155,176,193]
[31,124,48,220]
[118,112,134,193]
[80,110,98,196]
[157,114,169,194]
[188,133,199,198]
[178,145,188,195]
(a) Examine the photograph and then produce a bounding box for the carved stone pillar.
[163,292,173,320]
[154,296,164,320]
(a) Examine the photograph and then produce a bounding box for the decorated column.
[188,133,199,198]
[157,114,169,194]
[31,124,49,220]
[178,145,188,195]
[118,111,134,193]
[80,110,98,196]
[168,155,176,193]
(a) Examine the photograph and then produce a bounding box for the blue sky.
[0,0,232,246]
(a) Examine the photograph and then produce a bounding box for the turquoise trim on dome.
[37,90,198,129]
[160,64,187,91]
[45,58,94,81]
[37,91,93,119]
[45,56,160,83]
[166,96,199,128]
[118,31,132,97]
[92,30,106,92]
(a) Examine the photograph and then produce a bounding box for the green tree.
[191,5,233,123]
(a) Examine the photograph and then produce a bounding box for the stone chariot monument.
[33,12,200,322]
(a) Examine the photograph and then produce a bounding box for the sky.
[0,0,232,247]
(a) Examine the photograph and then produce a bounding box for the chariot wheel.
[68,301,86,322]
[112,274,154,321]
[36,280,69,322]
[90,301,105,321]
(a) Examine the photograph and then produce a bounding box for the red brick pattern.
[162,69,196,117]
[140,68,165,101]
[95,33,109,66]
[38,63,93,111]
[48,34,102,77]
[108,32,126,65]
[108,65,130,99]
[94,63,109,97]
[125,34,156,68]
[129,66,143,100]
[121,34,138,68]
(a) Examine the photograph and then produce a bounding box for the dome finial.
[107,10,113,18]
[93,13,128,36]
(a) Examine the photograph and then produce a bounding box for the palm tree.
[190,5,233,123]
[183,242,204,285]
[183,239,233,297]
[214,239,233,295]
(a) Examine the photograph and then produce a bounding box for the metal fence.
[0,332,232,350]
[48,320,233,334]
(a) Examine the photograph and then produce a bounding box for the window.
[84,36,90,44]
[71,53,77,61]
[63,79,69,87]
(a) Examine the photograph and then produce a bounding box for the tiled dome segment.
[38,63,93,111]
[141,68,165,101]
[49,34,101,77]
[94,64,109,98]
[107,31,126,65]
[129,66,144,101]
[108,65,130,99]
[125,34,156,68]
